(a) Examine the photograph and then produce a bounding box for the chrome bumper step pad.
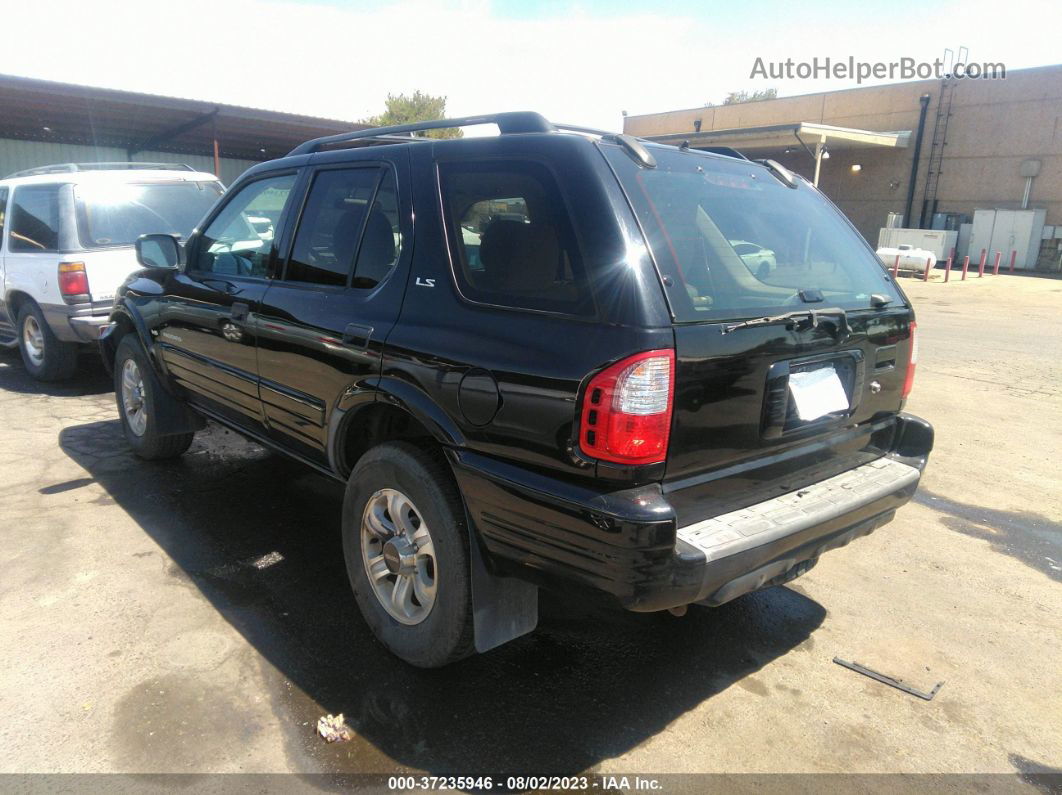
[677,457,920,561]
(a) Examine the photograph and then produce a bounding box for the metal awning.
[648,122,911,186]
[0,73,367,170]
[648,122,910,152]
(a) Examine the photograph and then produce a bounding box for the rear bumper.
[41,302,111,343]
[450,413,933,612]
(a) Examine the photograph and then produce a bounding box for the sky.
[0,0,1058,131]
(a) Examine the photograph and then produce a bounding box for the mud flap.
[468,530,538,653]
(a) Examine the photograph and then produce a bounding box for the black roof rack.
[288,111,557,155]
[285,112,673,170]
[756,158,799,188]
[6,162,197,179]
[699,146,749,161]
[552,122,614,136]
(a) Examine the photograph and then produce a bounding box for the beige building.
[624,64,1062,270]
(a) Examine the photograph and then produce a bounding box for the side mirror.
[136,233,182,269]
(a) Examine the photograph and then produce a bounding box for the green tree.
[363,91,462,138]
[720,88,778,105]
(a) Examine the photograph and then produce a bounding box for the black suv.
[102,112,932,668]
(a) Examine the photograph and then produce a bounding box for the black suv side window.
[285,167,386,288]
[439,160,590,315]
[193,174,295,277]
[9,185,61,253]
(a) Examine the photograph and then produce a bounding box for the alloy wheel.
[360,488,438,625]
[22,314,45,366]
[120,358,148,436]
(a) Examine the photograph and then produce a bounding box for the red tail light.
[901,321,918,398]
[579,349,675,465]
[58,262,89,298]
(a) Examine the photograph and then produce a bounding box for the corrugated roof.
[0,73,367,162]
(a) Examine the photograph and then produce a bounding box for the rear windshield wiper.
[721,308,849,337]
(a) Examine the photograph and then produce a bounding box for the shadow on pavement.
[0,347,112,397]
[58,418,826,775]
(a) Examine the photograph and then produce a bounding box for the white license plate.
[788,366,850,421]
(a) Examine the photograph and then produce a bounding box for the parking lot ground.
[0,273,1060,783]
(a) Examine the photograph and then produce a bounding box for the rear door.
[602,144,915,524]
[255,153,411,465]
[153,172,297,431]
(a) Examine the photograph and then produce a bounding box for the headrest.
[333,207,367,269]
[355,207,396,284]
[478,219,559,292]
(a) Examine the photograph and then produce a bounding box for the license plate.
[788,366,850,421]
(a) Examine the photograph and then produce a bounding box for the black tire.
[114,334,194,460]
[342,441,475,668]
[16,302,78,382]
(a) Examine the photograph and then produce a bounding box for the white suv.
[0,163,223,380]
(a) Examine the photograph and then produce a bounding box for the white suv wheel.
[22,314,46,366]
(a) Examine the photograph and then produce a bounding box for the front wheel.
[114,335,194,460]
[342,442,475,668]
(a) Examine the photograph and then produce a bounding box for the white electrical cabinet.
[968,209,1046,270]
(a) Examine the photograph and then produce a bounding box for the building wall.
[0,138,260,186]
[624,65,1062,263]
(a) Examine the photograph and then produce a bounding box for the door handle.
[231,302,250,321]
[201,279,240,294]
[343,323,374,349]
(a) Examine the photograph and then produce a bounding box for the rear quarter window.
[438,160,593,316]
[9,185,61,253]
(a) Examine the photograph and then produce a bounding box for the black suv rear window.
[439,160,592,316]
[603,145,900,322]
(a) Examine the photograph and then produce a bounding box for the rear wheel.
[114,335,194,460]
[17,302,78,382]
[342,442,474,668]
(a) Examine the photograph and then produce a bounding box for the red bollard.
[892,254,901,279]
[923,256,932,281]
[961,256,970,280]
[978,249,987,278]
[945,255,952,282]
[992,251,1001,275]
[1009,250,1017,273]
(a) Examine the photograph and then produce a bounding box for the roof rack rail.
[600,133,657,169]
[288,111,556,155]
[6,162,197,179]
[699,146,749,161]
[552,122,615,137]
[756,158,799,188]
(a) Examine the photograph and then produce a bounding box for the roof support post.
[212,114,220,177]
[813,135,826,187]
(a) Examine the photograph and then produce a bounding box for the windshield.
[76,181,224,247]
[603,145,900,322]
